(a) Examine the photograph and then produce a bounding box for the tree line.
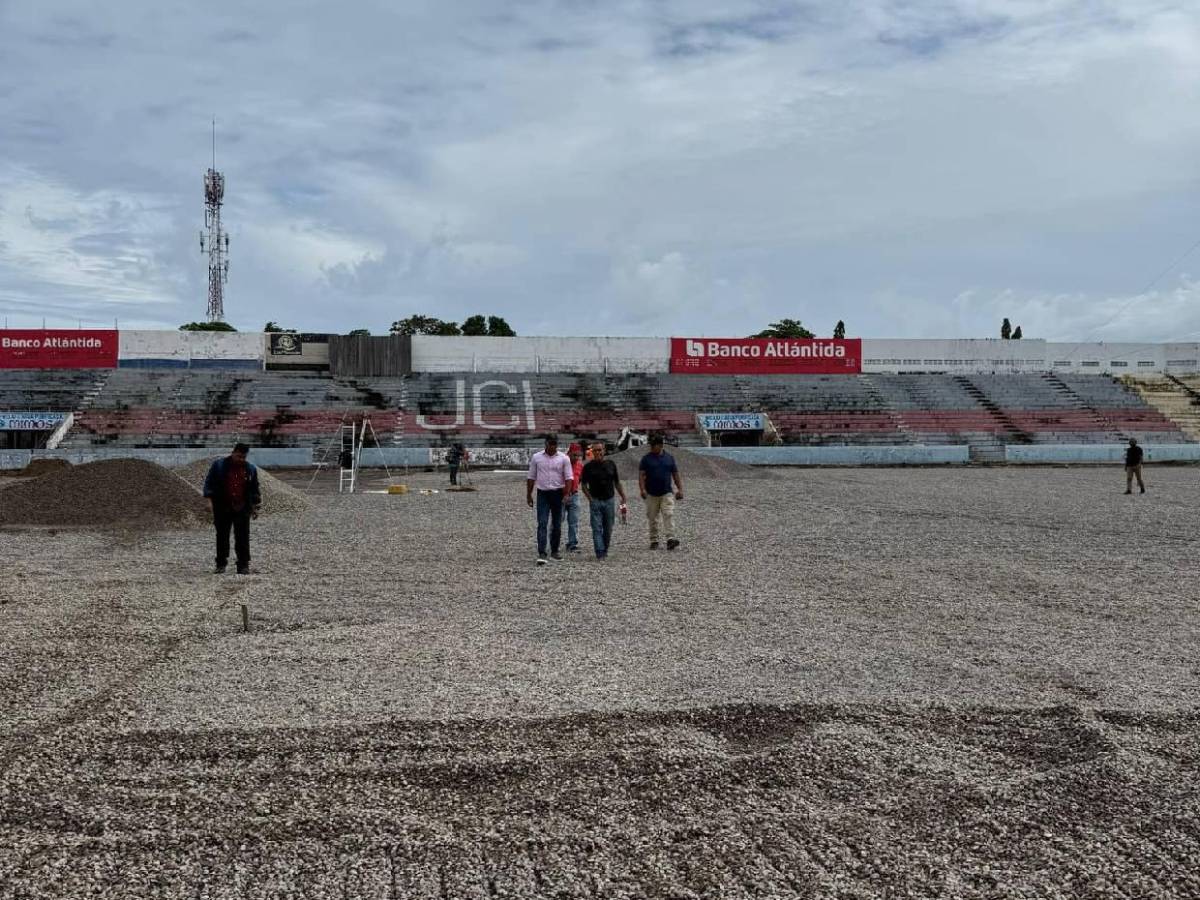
[180,316,1025,340]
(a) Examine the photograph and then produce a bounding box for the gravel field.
[1,464,1198,898]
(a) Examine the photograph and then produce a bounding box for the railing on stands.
[45,413,74,450]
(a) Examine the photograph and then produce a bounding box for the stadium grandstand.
[3,328,1200,465]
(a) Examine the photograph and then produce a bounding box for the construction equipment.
[446,451,478,492]
[309,415,393,493]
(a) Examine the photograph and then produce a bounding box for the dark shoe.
[537,556,547,566]
[567,545,580,553]
[550,552,564,561]
[649,542,659,550]
[1140,488,1145,494]
[596,554,606,560]
[1124,490,1132,495]
[214,564,227,574]
[667,539,680,550]
[236,565,250,575]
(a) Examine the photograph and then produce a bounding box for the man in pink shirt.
[525,435,575,565]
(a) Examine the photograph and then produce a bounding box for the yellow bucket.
[387,484,408,495]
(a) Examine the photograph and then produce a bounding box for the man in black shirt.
[1125,438,1145,495]
[580,441,627,560]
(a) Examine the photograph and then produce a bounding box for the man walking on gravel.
[581,441,627,560]
[1125,438,1145,495]
[639,435,683,550]
[563,444,585,553]
[203,442,262,574]
[526,435,574,565]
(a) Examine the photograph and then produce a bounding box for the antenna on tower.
[200,117,229,323]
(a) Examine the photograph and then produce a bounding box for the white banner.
[0,411,68,430]
[697,413,765,431]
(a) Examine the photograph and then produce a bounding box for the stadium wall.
[23,447,313,467]
[1004,444,1200,464]
[861,339,1200,374]
[694,446,971,466]
[118,331,265,369]
[403,335,1200,375]
[0,450,31,470]
[410,336,670,373]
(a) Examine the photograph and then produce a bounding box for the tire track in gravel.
[4,703,1196,898]
[0,577,260,890]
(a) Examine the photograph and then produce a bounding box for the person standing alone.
[203,442,262,574]
[447,442,467,486]
[526,435,574,565]
[639,435,684,550]
[581,441,626,559]
[1125,438,1145,494]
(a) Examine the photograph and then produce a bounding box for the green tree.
[1012,325,1023,340]
[1001,318,1012,340]
[460,315,488,336]
[180,321,237,332]
[833,320,845,339]
[263,322,296,333]
[347,328,371,336]
[389,315,461,336]
[750,318,814,339]
[486,315,516,337]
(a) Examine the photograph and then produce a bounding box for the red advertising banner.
[669,337,862,375]
[0,330,119,369]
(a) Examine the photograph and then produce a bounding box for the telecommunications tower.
[199,120,229,322]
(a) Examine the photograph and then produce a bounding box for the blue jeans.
[564,492,580,549]
[535,488,564,557]
[589,497,615,557]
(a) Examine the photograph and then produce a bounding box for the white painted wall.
[861,339,1199,375]
[860,339,1050,373]
[119,330,266,362]
[119,330,190,361]
[117,331,1200,375]
[187,331,267,360]
[411,336,670,373]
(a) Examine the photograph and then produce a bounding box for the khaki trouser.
[645,493,676,543]
[1126,464,1144,491]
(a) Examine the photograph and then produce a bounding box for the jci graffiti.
[415,380,537,431]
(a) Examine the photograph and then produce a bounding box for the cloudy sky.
[1,1,1198,341]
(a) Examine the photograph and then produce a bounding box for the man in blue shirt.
[638,435,684,550]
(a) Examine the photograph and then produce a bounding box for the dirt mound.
[176,457,310,516]
[0,459,209,529]
[0,458,72,478]
[609,445,769,481]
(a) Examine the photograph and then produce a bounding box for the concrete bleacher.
[8,369,1190,454]
[0,369,105,411]
[60,371,406,449]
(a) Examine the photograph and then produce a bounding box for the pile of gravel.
[0,458,72,478]
[610,445,768,480]
[175,457,309,516]
[0,459,208,529]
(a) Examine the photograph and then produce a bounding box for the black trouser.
[449,464,459,485]
[213,505,251,568]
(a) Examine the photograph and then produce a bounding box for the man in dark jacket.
[1124,438,1145,495]
[447,442,467,486]
[203,442,262,574]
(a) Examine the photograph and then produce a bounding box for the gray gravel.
[0,459,208,530]
[1,465,1198,897]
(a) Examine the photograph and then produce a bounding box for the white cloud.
[0,0,1198,338]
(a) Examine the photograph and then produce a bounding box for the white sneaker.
[537,556,547,566]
